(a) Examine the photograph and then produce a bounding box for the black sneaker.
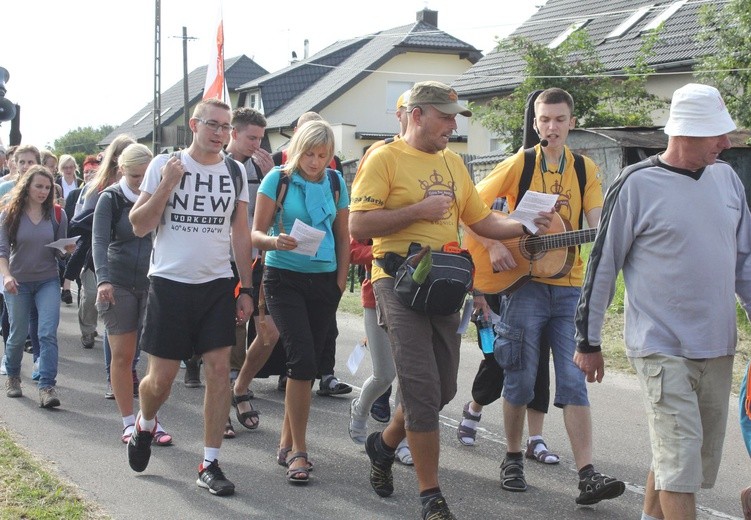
[127,421,154,472]
[500,456,527,492]
[576,471,625,505]
[365,432,395,497]
[61,289,73,305]
[197,459,235,496]
[184,357,202,388]
[422,496,457,520]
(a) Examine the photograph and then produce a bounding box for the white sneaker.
[0,356,6,375]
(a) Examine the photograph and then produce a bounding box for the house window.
[245,91,264,113]
[133,110,152,126]
[387,81,414,113]
[642,0,687,32]
[605,5,653,39]
[548,19,590,48]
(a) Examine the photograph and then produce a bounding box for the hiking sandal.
[576,471,625,505]
[525,438,559,464]
[457,401,481,446]
[277,447,313,471]
[232,392,260,430]
[500,457,527,492]
[285,451,310,484]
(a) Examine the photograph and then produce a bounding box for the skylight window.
[642,0,687,32]
[606,5,654,39]
[133,110,152,126]
[548,20,590,49]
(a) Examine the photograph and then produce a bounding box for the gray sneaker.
[5,376,22,398]
[39,387,60,408]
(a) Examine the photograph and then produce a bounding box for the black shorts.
[140,276,236,360]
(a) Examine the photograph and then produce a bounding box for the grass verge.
[0,426,110,520]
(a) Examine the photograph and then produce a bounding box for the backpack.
[102,184,132,241]
[274,168,341,213]
[518,148,587,228]
[51,204,62,236]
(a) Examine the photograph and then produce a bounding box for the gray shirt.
[0,209,68,282]
[92,186,152,291]
[576,156,751,359]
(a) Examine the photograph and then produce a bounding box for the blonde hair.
[282,120,334,178]
[58,154,78,173]
[86,134,135,197]
[118,143,153,173]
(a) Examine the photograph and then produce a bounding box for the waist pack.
[388,241,474,316]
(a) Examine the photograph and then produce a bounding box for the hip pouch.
[392,241,474,316]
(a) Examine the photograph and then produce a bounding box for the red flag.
[203,5,230,104]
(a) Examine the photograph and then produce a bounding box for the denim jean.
[498,281,589,408]
[4,277,61,389]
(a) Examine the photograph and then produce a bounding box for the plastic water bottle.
[476,316,495,355]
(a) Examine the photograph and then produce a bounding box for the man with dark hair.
[224,107,274,431]
[576,83,751,520]
[473,87,623,504]
[128,98,253,496]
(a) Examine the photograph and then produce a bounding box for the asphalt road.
[0,302,746,519]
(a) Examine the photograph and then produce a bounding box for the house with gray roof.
[453,0,723,155]
[100,55,267,149]
[234,9,481,161]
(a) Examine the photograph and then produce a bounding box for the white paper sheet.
[508,191,558,233]
[45,236,79,253]
[347,339,368,375]
[289,219,326,256]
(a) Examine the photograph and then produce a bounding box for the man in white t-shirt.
[127,98,253,496]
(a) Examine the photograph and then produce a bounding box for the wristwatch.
[237,287,253,297]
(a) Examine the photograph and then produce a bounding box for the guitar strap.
[519,148,587,229]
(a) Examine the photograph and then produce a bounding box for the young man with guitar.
[466,88,624,504]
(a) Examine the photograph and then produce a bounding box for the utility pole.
[179,26,197,148]
[152,0,161,154]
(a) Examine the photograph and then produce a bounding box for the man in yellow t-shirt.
[350,80,553,519]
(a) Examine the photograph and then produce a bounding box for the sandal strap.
[232,392,252,405]
[462,402,481,421]
[286,451,309,465]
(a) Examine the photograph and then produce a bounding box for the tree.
[52,125,114,155]
[472,29,667,152]
[697,0,751,128]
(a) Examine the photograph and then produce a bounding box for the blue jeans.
[497,281,589,408]
[4,277,61,389]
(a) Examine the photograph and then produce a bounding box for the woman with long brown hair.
[0,166,74,407]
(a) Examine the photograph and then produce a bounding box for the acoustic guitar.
[465,212,597,295]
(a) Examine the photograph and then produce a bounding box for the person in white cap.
[575,83,751,520]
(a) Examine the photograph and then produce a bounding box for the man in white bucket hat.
[575,82,751,520]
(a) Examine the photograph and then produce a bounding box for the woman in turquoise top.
[252,120,349,485]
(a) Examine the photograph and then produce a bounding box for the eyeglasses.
[196,118,233,133]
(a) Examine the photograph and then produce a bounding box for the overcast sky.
[0,0,543,149]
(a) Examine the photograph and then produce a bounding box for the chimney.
[416,8,438,27]
[304,39,309,59]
